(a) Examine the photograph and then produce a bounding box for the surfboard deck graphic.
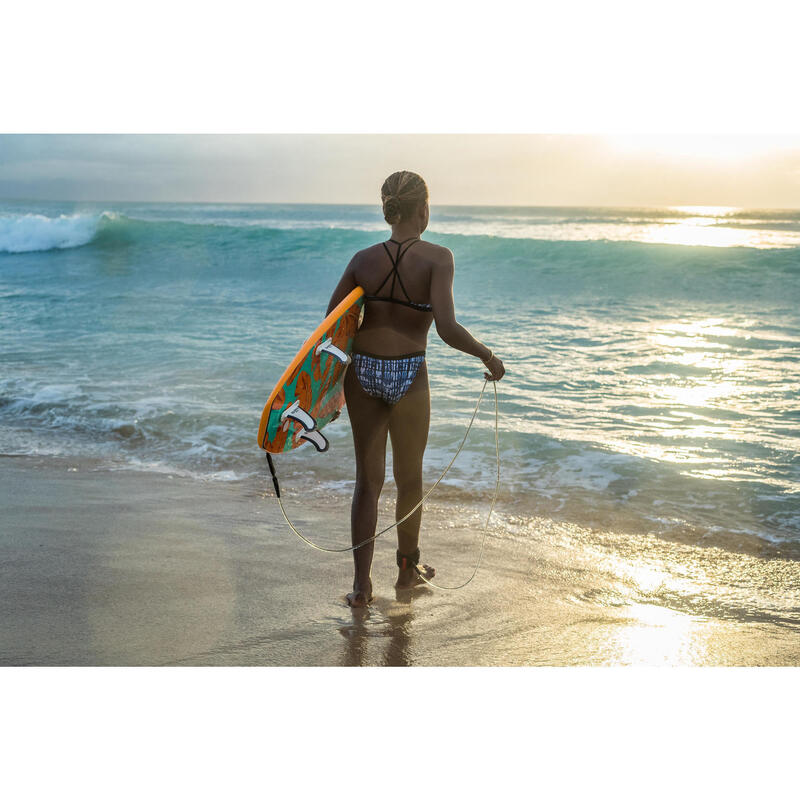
[258,287,364,454]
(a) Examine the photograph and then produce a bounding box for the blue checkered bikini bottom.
[351,350,426,405]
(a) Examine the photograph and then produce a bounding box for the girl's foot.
[346,578,373,607]
[395,563,435,590]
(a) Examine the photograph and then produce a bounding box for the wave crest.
[0,212,115,254]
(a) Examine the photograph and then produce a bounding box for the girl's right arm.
[430,250,505,381]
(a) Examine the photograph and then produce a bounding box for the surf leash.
[265,378,500,591]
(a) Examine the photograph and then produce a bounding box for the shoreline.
[1,455,798,666]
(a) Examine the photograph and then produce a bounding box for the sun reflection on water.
[670,206,739,217]
[612,603,706,665]
[575,317,756,472]
[639,318,753,472]
[592,555,719,665]
[628,208,795,248]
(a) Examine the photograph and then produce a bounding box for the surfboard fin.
[315,338,351,365]
[280,400,316,432]
[298,429,329,452]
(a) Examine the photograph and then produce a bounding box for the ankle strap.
[396,547,421,570]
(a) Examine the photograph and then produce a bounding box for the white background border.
[2,2,798,796]
[3,1,800,133]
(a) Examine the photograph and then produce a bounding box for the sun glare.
[605,135,792,162]
[613,603,705,665]
[636,209,795,248]
[670,206,738,217]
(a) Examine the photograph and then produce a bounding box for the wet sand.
[1,455,798,666]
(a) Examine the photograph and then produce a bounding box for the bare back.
[350,239,444,356]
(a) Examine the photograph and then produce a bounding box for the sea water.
[1,202,799,555]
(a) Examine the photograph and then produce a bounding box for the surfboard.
[258,287,364,454]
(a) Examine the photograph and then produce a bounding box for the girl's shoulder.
[416,241,454,269]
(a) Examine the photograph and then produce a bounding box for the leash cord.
[266,379,499,590]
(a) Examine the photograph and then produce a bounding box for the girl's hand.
[483,354,505,381]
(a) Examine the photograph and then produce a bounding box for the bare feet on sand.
[346,579,373,608]
[395,563,435,590]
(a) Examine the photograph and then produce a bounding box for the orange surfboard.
[258,287,364,453]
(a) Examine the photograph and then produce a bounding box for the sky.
[1,134,799,208]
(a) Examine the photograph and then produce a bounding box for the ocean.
[2,201,799,560]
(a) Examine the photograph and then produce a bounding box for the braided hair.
[381,171,428,225]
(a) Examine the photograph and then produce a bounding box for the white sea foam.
[105,458,254,482]
[0,212,107,253]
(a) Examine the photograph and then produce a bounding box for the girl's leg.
[344,366,391,606]
[388,362,435,588]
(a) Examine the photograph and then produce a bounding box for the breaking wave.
[0,212,118,253]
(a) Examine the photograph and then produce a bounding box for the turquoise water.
[1,202,799,553]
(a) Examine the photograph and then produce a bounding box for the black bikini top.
[363,237,433,313]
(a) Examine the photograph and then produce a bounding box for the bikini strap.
[391,241,416,302]
[373,237,419,299]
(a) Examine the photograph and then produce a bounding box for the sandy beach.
[2,455,797,667]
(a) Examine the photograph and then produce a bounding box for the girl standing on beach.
[326,171,505,607]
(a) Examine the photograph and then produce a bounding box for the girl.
[326,171,505,607]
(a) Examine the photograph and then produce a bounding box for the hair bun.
[383,195,402,225]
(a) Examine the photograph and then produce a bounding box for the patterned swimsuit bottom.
[351,350,426,405]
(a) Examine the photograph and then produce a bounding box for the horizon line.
[2,198,800,212]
